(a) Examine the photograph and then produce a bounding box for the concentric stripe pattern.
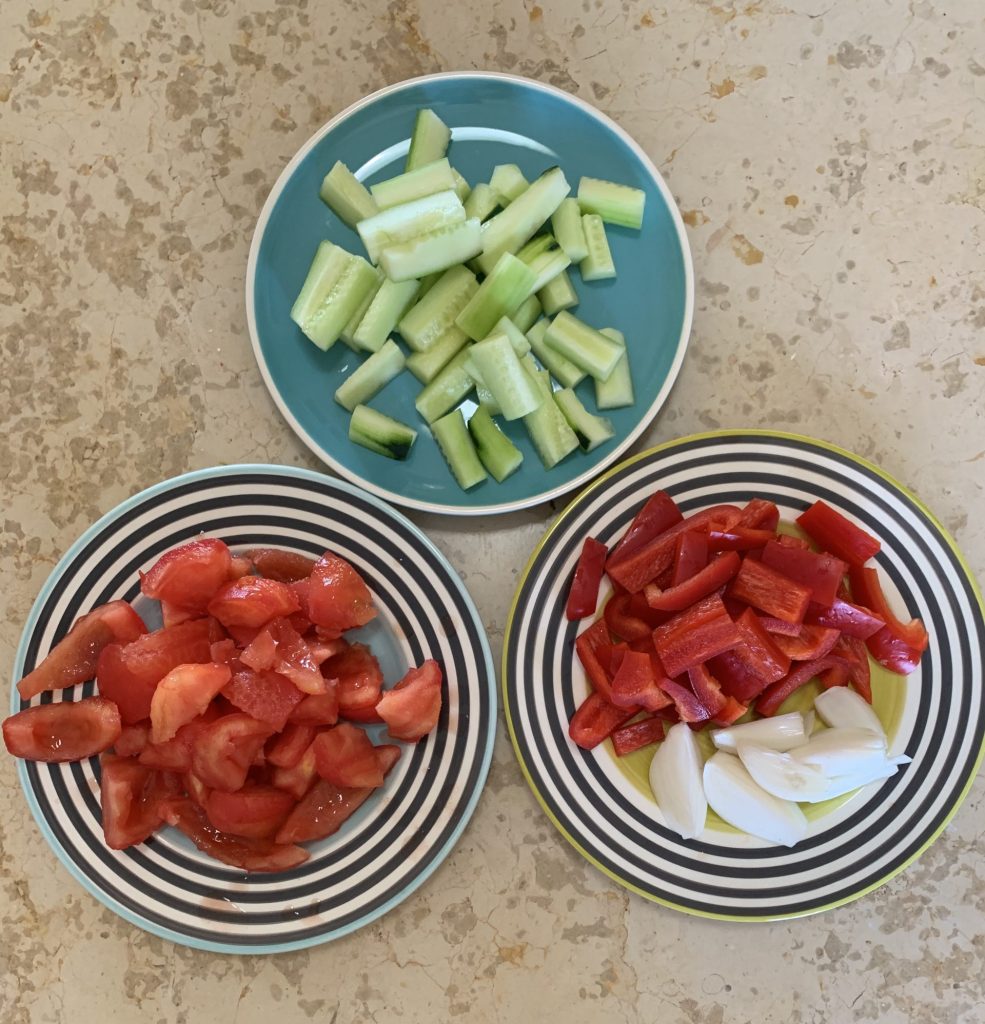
[504,434,985,920]
[12,467,495,952]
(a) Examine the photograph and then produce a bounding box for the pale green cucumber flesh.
[405,326,468,384]
[526,318,586,388]
[520,362,579,468]
[468,333,543,420]
[537,268,579,316]
[553,388,615,451]
[551,197,589,262]
[511,294,542,333]
[369,158,455,210]
[398,264,479,352]
[431,409,487,489]
[577,176,646,229]
[464,183,503,222]
[339,269,384,347]
[579,213,616,281]
[544,310,622,381]
[379,218,482,282]
[291,243,380,351]
[349,404,417,460]
[489,164,529,203]
[406,108,451,172]
[455,252,536,340]
[319,162,379,228]
[468,406,523,482]
[415,348,474,423]
[595,327,635,409]
[335,339,406,412]
[357,189,464,263]
[352,277,420,352]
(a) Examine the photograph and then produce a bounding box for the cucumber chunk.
[335,339,407,412]
[379,217,482,282]
[468,332,543,420]
[451,167,471,202]
[488,316,531,359]
[595,327,635,409]
[551,197,589,262]
[468,406,523,481]
[349,404,417,460]
[580,213,616,281]
[577,176,646,229]
[544,311,623,381]
[357,189,464,264]
[406,108,451,172]
[405,326,469,384]
[553,388,615,451]
[537,268,579,316]
[464,183,503,223]
[455,252,536,340]
[431,409,487,489]
[489,164,529,203]
[415,348,474,423]
[369,158,456,210]
[339,268,385,349]
[352,277,420,352]
[511,294,542,334]
[526,318,585,388]
[319,161,379,228]
[398,264,478,352]
[520,356,579,468]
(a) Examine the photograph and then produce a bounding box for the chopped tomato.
[323,643,384,722]
[266,619,326,695]
[223,665,305,731]
[96,618,213,724]
[209,638,239,664]
[3,697,121,762]
[185,771,210,807]
[150,662,232,744]
[17,600,148,701]
[274,745,401,845]
[205,785,295,840]
[138,704,223,772]
[606,491,684,567]
[652,594,742,678]
[271,740,320,800]
[100,755,179,849]
[611,716,665,756]
[207,577,301,630]
[375,660,443,741]
[247,548,318,583]
[565,537,609,621]
[307,552,377,634]
[115,721,150,758]
[190,713,274,792]
[240,629,278,671]
[797,500,881,568]
[266,723,316,769]
[568,692,636,750]
[161,601,197,628]
[312,724,384,788]
[140,538,233,613]
[289,688,340,727]
[730,557,812,625]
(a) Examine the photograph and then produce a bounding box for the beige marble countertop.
[2,0,984,1021]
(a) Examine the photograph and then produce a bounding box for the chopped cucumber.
[379,217,482,282]
[551,198,589,262]
[577,176,646,229]
[468,332,543,420]
[511,294,542,333]
[580,213,616,281]
[537,268,579,316]
[477,167,570,274]
[357,189,464,264]
[319,161,379,228]
[595,327,635,409]
[520,357,579,468]
[335,339,406,411]
[415,348,474,423]
[431,409,487,489]
[339,268,385,349]
[489,164,529,203]
[464,183,502,222]
[468,406,523,481]
[553,389,615,451]
[398,264,478,352]
[352,278,420,352]
[524,247,571,295]
[405,326,468,384]
[406,108,451,172]
[476,381,502,417]
[526,318,585,388]
[291,241,380,351]
[369,158,456,210]
[544,310,623,381]
[349,404,417,460]
[451,167,471,202]
[455,252,536,340]
[516,233,557,264]
[488,316,531,358]
[417,271,443,298]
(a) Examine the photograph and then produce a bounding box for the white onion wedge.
[814,687,887,741]
[648,722,707,840]
[735,742,833,803]
[703,752,809,847]
[808,759,903,802]
[791,727,887,775]
[711,712,807,753]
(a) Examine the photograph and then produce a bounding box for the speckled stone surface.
[2,1,984,1021]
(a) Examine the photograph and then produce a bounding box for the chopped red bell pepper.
[565,537,609,621]
[833,634,873,702]
[755,614,802,636]
[610,650,672,711]
[626,591,671,629]
[643,551,741,612]
[575,620,616,702]
[652,594,742,678]
[771,623,841,662]
[603,593,653,642]
[818,663,850,690]
[707,527,775,552]
[805,596,885,639]
[671,531,709,586]
[777,533,811,550]
[712,695,748,726]
[735,608,791,683]
[760,540,847,608]
[848,565,928,675]
[737,498,780,531]
[797,500,881,567]
[606,505,742,593]
[707,649,772,703]
[755,655,843,717]
[686,663,727,716]
[611,716,666,756]
[607,491,683,567]
[730,557,812,625]
[658,679,711,723]
[568,692,637,750]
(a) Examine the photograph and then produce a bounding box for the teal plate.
[247,72,693,515]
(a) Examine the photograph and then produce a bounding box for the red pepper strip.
[575,620,615,702]
[658,679,711,723]
[848,566,928,675]
[737,498,780,531]
[819,663,850,690]
[687,663,727,716]
[568,692,637,750]
[756,614,802,637]
[797,500,881,567]
[730,557,812,624]
[735,608,791,683]
[777,533,811,550]
[755,655,842,717]
[760,539,847,607]
[611,716,666,756]
[671,531,709,586]
[643,551,741,612]
[709,507,744,531]
[607,491,683,567]
[771,623,841,662]
[652,593,742,678]
[595,642,626,677]
[707,527,776,552]
[805,597,885,639]
[606,505,742,593]
[603,593,653,642]
[627,591,672,630]
[712,695,748,726]
[708,649,772,702]
[843,635,872,702]
[610,650,672,711]
[565,537,609,621]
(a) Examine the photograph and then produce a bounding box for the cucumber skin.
[349,404,417,460]
[431,409,487,490]
[468,406,523,482]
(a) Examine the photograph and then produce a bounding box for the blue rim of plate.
[11,465,496,954]
[246,71,694,516]
[502,430,985,920]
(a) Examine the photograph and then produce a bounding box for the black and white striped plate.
[11,465,495,953]
[503,432,985,920]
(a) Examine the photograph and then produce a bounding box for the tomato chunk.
[375,660,443,741]
[288,688,340,727]
[312,724,384,788]
[150,662,231,744]
[115,721,150,758]
[271,740,320,800]
[191,713,274,792]
[207,576,301,630]
[205,785,295,840]
[266,723,316,769]
[323,643,384,722]
[100,754,178,849]
[266,618,326,695]
[247,548,318,583]
[138,704,223,772]
[565,537,609,621]
[3,697,121,762]
[140,538,233,612]
[307,552,377,634]
[17,600,148,701]
[223,664,305,731]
